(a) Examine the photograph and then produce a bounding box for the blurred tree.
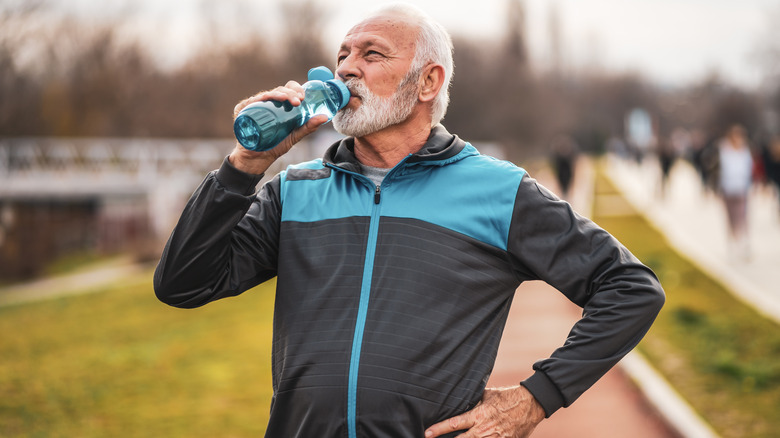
[546,2,563,79]
[0,0,47,136]
[706,88,763,138]
[496,0,543,161]
[170,37,280,138]
[0,0,772,147]
[66,27,123,136]
[754,4,780,131]
[278,0,332,77]
[446,36,501,141]
[504,0,529,70]
[571,74,658,153]
[754,5,780,84]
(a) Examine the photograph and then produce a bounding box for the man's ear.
[418,64,445,103]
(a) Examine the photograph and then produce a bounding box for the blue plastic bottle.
[233,66,350,151]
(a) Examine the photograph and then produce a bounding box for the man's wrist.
[519,386,546,423]
[228,145,276,176]
[520,371,564,418]
[216,156,265,195]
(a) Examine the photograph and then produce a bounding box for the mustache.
[343,78,369,98]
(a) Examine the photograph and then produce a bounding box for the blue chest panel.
[280,160,373,222]
[279,152,525,251]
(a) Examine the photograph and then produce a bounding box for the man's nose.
[336,54,360,81]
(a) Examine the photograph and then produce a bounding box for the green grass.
[0,273,275,438]
[593,170,780,438]
[42,251,106,277]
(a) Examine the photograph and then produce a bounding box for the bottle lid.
[308,66,350,110]
[308,66,334,82]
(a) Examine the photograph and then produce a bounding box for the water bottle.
[233,66,350,151]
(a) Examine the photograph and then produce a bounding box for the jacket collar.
[323,125,469,171]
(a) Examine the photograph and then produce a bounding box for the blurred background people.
[761,134,780,217]
[549,134,578,199]
[692,133,721,196]
[717,124,754,260]
[656,134,676,198]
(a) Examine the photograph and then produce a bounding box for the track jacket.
[154,125,664,438]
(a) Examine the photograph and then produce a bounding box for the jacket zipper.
[347,182,382,438]
[325,160,409,438]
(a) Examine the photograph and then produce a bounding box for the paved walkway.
[606,156,780,324]
[0,256,149,307]
[488,158,714,438]
[488,159,680,437]
[489,280,681,437]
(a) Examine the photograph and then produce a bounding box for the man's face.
[332,14,421,137]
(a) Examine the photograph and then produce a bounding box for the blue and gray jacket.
[154,125,664,437]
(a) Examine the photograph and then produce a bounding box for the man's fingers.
[233,82,306,118]
[266,114,329,159]
[286,114,328,145]
[263,86,305,105]
[425,411,474,437]
[284,80,305,95]
[300,114,330,135]
[425,387,545,438]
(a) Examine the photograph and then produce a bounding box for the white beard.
[333,73,419,138]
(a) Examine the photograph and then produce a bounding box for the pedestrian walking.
[717,124,754,259]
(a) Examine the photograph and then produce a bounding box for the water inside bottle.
[302,83,341,121]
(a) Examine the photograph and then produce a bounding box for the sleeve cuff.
[215,156,265,196]
[520,371,566,418]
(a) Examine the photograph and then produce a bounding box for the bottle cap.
[326,79,350,109]
[308,66,334,82]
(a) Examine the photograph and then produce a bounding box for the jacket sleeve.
[153,157,282,308]
[508,174,665,417]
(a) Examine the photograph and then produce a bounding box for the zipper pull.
[374,185,381,204]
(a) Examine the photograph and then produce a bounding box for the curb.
[621,352,720,438]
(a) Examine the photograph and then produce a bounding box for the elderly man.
[154,4,664,437]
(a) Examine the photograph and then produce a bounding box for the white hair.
[364,3,454,127]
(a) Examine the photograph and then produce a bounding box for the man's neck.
[353,118,432,168]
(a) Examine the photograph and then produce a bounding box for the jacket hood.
[322,125,476,172]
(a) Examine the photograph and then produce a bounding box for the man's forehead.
[340,15,418,51]
[339,33,394,52]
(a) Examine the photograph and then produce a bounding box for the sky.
[318,0,780,89]
[55,0,780,89]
